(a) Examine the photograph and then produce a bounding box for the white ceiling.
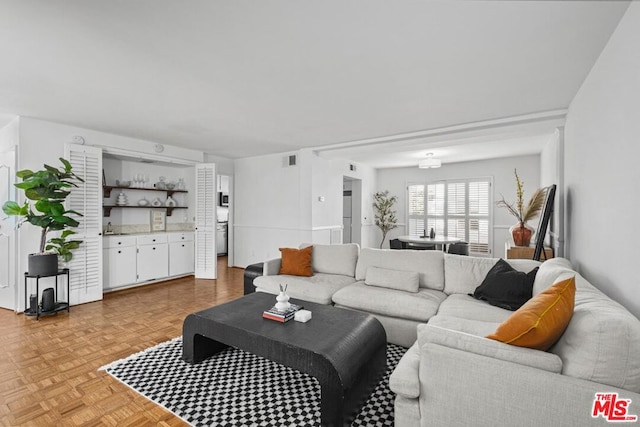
[0,1,629,167]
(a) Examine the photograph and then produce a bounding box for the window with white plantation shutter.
[468,181,490,254]
[407,184,424,236]
[407,178,492,255]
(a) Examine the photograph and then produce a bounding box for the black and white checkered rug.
[100,337,406,426]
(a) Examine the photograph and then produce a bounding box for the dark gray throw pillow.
[471,259,539,311]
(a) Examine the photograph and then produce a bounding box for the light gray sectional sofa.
[251,243,640,426]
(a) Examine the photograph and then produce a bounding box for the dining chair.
[448,241,469,255]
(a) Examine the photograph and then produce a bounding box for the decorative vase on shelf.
[156,176,166,190]
[165,196,177,207]
[510,222,534,247]
[275,284,290,312]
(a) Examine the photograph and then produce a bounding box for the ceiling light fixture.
[418,153,442,169]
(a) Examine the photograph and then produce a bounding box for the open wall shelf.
[103,185,188,198]
[103,205,187,217]
[102,186,188,217]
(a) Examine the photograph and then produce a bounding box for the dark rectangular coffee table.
[182,292,387,427]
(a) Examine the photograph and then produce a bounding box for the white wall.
[0,117,18,151]
[233,150,376,267]
[564,3,640,318]
[205,153,234,175]
[234,151,307,266]
[375,155,541,256]
[539,128,564,256]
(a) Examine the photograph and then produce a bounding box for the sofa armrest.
[419,342,640,426]
[389,342,421,399]
[243,263,264,295]
[263,258,282,276]
[417,324,563,373]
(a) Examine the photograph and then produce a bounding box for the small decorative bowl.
[116,180,131,187]
[165,183,176,190]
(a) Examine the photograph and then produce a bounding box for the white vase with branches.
[373,190,398,249]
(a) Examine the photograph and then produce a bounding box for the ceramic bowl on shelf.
[116,180,131,187]
[138,198,149,206]
[165,183,176,190]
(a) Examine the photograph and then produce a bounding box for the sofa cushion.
[355,248,444,290]
[436,294,513,323]
[253,273,355,305]
[417,324,563,374]
[550,273,640,393]
[444,254,540,295]
[332,281,446,322]
[487,276,576,351]
[428,315,502,337]
[472,259,538,310]
[308,243,359,277]
[532,257,575,296]
[365,266,419,293]
[279,246,313,276]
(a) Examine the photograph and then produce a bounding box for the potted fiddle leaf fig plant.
[373,190,399,249]
[1,157,84,276]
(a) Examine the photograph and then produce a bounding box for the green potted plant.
[373,190,399,249]
[496,169,545,246]
[2,157,84,276]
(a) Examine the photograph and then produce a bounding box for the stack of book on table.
[262,303,303,323]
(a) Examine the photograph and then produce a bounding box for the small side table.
[505,242,554,260]
[24,269,70,320]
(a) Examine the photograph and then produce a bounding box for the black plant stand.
[24,269,70,320]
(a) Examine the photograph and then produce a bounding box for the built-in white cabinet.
[103,236,137,290]
[103,232,194,290]
[137,234,169,282]
[217,174,229,193]
[169,233,195,277]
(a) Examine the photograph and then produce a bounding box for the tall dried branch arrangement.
[496,169,546,224]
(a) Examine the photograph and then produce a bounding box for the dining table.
[397,235,462,252]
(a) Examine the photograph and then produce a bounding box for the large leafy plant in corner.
[373,190,398,249]
[2,157,84,262]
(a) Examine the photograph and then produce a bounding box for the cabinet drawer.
[167,232,194,243]
[103,235,137,248]
[137,234,168,246]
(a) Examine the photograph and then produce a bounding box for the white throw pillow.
[365,266,420,293]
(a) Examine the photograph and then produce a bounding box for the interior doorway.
[216,174,234,267]
[343,177,362,245]
[0,148,17,310]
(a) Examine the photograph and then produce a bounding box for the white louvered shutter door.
[65,144,103,304]
[195,164,217,279]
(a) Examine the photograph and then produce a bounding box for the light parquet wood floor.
[0,257,245,426]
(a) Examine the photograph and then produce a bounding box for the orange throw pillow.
[486,276,576,351]
[279,246,313,277]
